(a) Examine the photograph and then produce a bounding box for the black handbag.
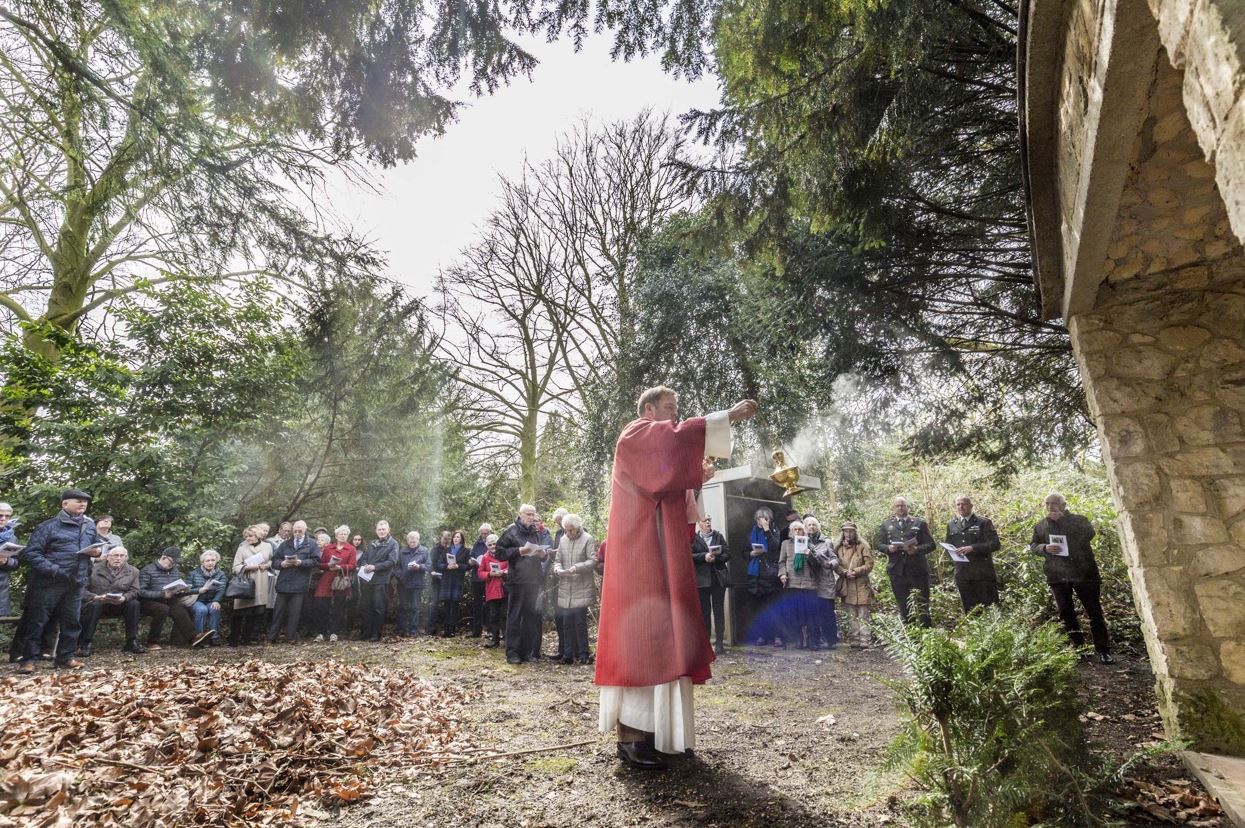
[225,575,255,600]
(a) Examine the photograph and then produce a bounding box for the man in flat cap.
[16,489,102,673]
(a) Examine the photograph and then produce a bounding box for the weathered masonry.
[1021,0,1245,766]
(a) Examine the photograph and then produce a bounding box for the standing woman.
[746,507,783,646]
[553,514,598,665]
[833,521,875,648]
[427,530,452,634]
[435,530,469,637]
[778,519,819,649]
[229,526,272,646]
[805,517,839,650]
[313,526,357,642]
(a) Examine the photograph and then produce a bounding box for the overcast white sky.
[320,33,721,298]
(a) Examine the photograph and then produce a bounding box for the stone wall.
[1069,54,1245,752]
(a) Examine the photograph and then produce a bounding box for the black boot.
[122,638,146,654]
[616,741,667,770]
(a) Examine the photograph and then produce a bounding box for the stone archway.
[1022,0,1245,766]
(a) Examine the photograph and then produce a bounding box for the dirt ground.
[54,629,1225,828]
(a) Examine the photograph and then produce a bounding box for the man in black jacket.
[946,495,1002,613]
[691,515,729,654]
[267,520,320,644]
[877,496,935,627]
[1029,492,1114,664]
[495,504,548,664]
[138,546,196,649]
[16,488,101,672]
[467,523,491,638]
[357,520,399,640]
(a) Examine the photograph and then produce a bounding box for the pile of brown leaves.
[0,660,475,826]
[1127,776,1224,825]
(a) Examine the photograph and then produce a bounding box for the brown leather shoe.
[56,658,85,669]
[616,740,667,770]
[17,661,34,675]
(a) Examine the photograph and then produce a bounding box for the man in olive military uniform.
[945,494,1001,613]
[877,496,934,627]
[1029,492,1114,664]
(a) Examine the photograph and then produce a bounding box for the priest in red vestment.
[596,385,758,769]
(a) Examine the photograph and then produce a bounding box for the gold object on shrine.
[769,450,804,497]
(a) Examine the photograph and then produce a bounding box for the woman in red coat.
[313,525,356,642]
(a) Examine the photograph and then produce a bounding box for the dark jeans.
[1050,579,1111,651]
[814,596,838,646]
[957,578,1000,614]
[359,581,388,640]
[890,571,932,627]
[268,592,305,642]
[311,595,348,637]
[484,598,506,642]
[505,583,543,661]
[228,605,263,645]
[141,599,195,645]
[398,586,423,636]
[698,583,726,646]
[468,580,486,636]
[20,581,83,664]
[440,598,461,636]
[556,605,590,660]
[80,598,141,643]
[426,580,440,633]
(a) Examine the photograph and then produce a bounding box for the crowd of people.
[0,483,1115,673]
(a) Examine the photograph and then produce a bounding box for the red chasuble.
[594,415,715,687]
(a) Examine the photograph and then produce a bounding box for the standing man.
[877,496,934,627]
[17,489,101,673]
[78,546,145,655]
[467,523,491,638]
[945,495,1001,613]
[596,386,757,770]
[691,515,729,655]
[357,520,399,641]
[1029,492,1114,664]
[267,520,319,644]
[495,505,547,665]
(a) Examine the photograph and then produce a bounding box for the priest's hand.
[727,399,759,423]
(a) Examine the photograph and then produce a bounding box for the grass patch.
[528,756,578,774]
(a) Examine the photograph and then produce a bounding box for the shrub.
[878,609,1108,828]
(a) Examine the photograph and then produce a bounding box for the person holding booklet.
[267,520,320,644]
[495,505,549,665]
[397,531,430,637]
[229,525,273,646]
[944,495,1002,613]
[434,530,470,637]
[876,497,935,628]
[746,507,783,646]
[1029,492,1114,664]
[0,501,21,617]
[357,521,399,641]
[312,526,357,642]
[138,547,196,650]
[690,515,729,655]
[804,517,839,650]
[78,546,144,656]
[15,489,105,671]
[778,519,819,649]
[477,534,508,648]
[552,514,597,665]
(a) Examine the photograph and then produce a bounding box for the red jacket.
[314,542,357,598]
[477,552,508,602]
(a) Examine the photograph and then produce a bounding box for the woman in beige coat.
[833,521,875,647]
[553,514,598,665]
[228,525,273,646]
